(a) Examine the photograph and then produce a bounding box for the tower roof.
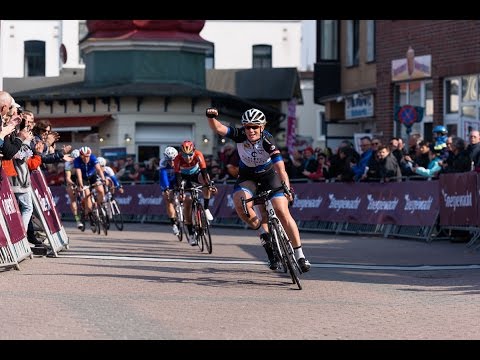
[82,20,208,43]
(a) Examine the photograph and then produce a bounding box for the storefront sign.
[345,94,374,120]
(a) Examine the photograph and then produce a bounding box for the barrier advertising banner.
[0,169,27,244]
[438,172,478,226]
[30,170,61,234]
[50,180,438,227]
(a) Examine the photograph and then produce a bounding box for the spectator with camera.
[1,99,45,247]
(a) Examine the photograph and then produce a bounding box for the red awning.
[38,115,112,128]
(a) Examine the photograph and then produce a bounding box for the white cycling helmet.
[241,108,266,126]
[164,146,178,160]
[71,149,80,159]
[79,146,92,156]
[97,156,107,167]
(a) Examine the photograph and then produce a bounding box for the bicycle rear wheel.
[110,199,124,231]
[99,205,109,236]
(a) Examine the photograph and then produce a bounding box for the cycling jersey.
[103,165,121,188]
[159,157,176,191]
[224,126,283,175]
[173,149,207,175]
[73,153,99,179]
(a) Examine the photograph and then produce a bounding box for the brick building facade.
[376,20,480,142]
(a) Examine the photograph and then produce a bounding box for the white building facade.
[0,20,85,81]
[201,20,325,149]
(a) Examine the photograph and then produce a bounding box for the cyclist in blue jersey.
[74,146,107,219]
[206,107,310,272]
[159,146,180,236]
[97,156,124,195]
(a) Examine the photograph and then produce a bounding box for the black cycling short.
[233,167,282,197]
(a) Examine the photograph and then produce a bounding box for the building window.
[461,75,478,102]
[252,44,272,68]
[346,20,360,67]
[445,78,459,114]
[205,44,214,69]
[319,20,338,61]
[366,20,375,62]
[24,40,45,77]
[317,109,326,139]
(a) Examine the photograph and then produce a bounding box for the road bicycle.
[78,182,109,236]
[241,182,303,290]
[103,185,124,231]
[182,183,216,254]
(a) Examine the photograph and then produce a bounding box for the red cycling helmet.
[180,140,195,155]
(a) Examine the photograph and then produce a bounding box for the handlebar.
[240,181,291,218]
[183,182,217,193]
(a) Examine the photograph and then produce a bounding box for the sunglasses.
[372,142,380,145]
[244,125,260,130]
[181,153,194,158]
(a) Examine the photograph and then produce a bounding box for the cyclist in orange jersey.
[174,140,214,245]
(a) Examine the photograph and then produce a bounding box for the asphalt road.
[1,221,480,340]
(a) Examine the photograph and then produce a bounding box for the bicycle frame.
[182,183,214,254]
[241,182,303,290]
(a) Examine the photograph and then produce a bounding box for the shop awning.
[38,115,112,131]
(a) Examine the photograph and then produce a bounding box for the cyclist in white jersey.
[206,107,310,272]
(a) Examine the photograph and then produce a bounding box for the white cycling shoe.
[172,224,180,236]
[205,209,213,222]
[188,235,197,246]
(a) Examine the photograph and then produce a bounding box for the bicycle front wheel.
[268,221,287,273]
[271,219,302,290]
[99,205,109,236]
[193,203,204,252]
[110,199,124,231]
[199,205,212,254]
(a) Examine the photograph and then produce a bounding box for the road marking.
[57,254,480,271]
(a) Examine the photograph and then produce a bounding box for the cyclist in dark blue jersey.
[160,146,180,236]
[74,146,107,218]
[206,107,310,272]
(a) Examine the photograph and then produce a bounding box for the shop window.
[462,75,478,102]
[445,78,459,114]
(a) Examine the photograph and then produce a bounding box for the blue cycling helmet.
[433,125,448,135]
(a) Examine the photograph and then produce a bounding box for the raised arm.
[206,107,228,136]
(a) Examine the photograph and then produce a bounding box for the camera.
[19,117,27,131]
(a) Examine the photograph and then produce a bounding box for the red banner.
[439,172,478,226]
[30,170,61,233]
[0,169,26,244]
[0,220,9,247]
